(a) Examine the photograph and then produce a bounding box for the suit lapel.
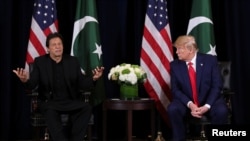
[180,61,189,82]
[62,56,71,87]
[179,61,192,96]
[196,53,204,96]
[45,57,54,91]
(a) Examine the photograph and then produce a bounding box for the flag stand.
[154,111,166,141]
[154,131,165,141]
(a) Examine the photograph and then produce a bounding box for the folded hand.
[191,105,209,118]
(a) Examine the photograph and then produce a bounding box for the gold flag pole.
[155,131,165,141]
[154,111,166,141]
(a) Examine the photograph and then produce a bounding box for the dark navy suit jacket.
[170,52,224,107]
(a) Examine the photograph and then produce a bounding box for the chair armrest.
[221,89,234,113]
[81,90,92,103]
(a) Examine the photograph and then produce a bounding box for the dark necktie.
[188,62,199,106]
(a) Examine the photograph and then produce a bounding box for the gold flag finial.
[155,131,165,141]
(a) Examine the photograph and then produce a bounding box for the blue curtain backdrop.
[1,0,250,140]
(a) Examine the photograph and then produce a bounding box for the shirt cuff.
[204,104,211,109]
[187,101,193,108]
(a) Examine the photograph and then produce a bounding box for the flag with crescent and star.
[71,0,105,106]
[187,0,217,55]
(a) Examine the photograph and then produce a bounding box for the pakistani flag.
[187,0,216,55]
[71,0,105,106]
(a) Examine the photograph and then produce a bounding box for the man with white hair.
[167,35,228,141]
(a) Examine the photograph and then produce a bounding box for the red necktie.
[188,62,199,106]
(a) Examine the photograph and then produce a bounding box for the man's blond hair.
[173,35,197,49]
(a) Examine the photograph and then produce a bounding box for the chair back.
[218,61,231,91]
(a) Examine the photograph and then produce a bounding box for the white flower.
[108,63,147,85]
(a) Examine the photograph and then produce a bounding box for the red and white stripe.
[25,17,58,72]
[140,14,173,124]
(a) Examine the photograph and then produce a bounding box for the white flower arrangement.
[108,63,147,85]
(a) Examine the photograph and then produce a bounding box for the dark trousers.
[42,104,92,141]
[167,99,228,141]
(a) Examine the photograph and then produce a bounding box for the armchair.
[26,63,93,141]
[27,89,93,141]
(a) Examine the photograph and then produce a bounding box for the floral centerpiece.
[108,63,147,99]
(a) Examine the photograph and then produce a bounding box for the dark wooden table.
[102,98,156,141]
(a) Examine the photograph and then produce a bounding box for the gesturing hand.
[13,68,29,82]
[92,66,104,81]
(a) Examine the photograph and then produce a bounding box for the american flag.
[140,0,173,124]
[25,0,58,71]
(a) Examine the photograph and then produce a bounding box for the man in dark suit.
[167,35,228,141]
[13,32,104,141]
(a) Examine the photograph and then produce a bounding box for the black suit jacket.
[24,54,94,111]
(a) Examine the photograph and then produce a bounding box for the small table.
[102,98,156,141]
